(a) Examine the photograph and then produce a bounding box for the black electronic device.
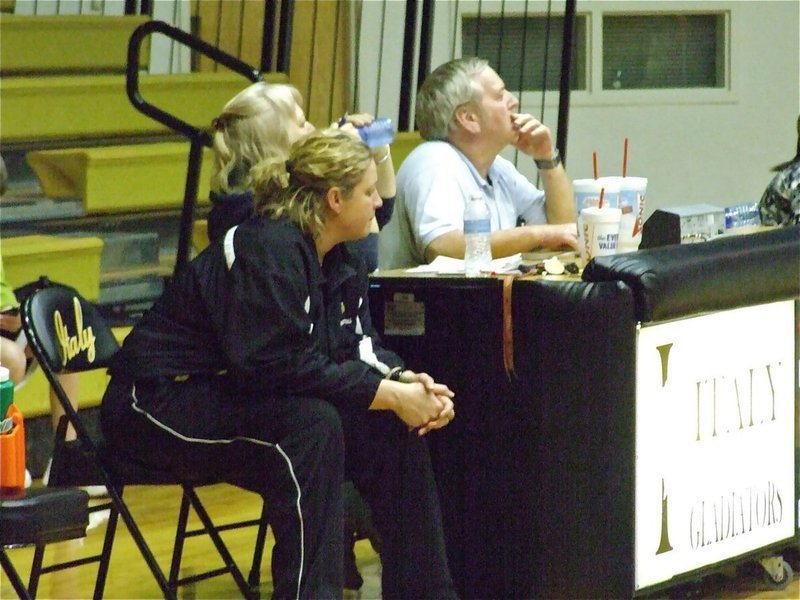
[640,204,726,249]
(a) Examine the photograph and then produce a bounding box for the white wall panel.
[357,0,799,219]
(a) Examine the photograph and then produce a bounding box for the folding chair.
[21,282,269,599]
[0,486,89,600]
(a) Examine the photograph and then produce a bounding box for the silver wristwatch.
[534,148,562,170]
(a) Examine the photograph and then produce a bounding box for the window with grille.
[602,13,726,90]
[462,15,588,92]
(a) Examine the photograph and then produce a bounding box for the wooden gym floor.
[1,482,797,599]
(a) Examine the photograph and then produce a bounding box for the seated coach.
[101,131,457,599]
[379,57,578,269]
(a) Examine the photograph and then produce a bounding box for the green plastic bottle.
[0,365,14,419]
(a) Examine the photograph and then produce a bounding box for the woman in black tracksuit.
[100,131,457,599]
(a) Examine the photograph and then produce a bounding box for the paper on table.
[405,254,523,275]
[521,249,579,262]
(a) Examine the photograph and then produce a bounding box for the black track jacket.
[110,216,403,411]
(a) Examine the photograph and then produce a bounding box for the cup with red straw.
[617,138,649,252]
[622,137,629,178]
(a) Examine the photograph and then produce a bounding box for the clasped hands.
[395,370,455,436]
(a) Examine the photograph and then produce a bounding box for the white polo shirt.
[379,141,546,269]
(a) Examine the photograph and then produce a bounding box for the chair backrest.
[21,283,119,376]
[21,283,120,460]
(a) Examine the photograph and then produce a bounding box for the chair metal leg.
[248,503,270,593]
[27,543,46,598]
[183,485,256,600]
[106,484,177,599]
[168,488,192,588]
[1,548,33,600]
[93,503,120,600]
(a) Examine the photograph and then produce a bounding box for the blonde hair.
[210,81,304,193]
[251,130,372,234]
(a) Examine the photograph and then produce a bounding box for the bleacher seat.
[27,143,214,213]
[0,15,150,75]
[192,219,210,253]
[1,72,287,145]
[2,235,103,301]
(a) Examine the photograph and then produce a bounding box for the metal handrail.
[126,19,261,272]
[556,0,577,167]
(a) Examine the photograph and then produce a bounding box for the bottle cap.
[0,366,9,382]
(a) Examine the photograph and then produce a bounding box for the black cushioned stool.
[0,486,89,599]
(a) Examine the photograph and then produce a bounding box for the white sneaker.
[87,508,110,531]
[82,485,109,498]
[43,457,109,498]
[25,468,32,488]
[42,458,51,485]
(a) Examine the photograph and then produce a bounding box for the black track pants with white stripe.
[101,376,345,600]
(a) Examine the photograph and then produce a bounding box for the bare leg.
[50,372,79,441]
[0,336,27,384]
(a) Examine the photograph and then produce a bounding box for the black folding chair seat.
[21,282,269,599]
[48,432,270,595]
[0,486,89,599]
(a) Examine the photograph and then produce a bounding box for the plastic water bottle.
[724,202,761,229]
[0,366,13,419]
[0,366,25,491]
[464,194,492,276]
[357,117,396,148]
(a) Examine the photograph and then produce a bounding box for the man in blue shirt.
[380,57,578,269]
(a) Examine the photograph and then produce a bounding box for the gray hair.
[415,57,489,140]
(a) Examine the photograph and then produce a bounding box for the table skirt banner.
[634,300,796,590]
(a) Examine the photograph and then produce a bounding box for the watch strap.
[534,148,562,170]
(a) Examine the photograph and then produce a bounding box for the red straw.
[622,138,629,178]
[598,187,605,209]
[593,152,598,179]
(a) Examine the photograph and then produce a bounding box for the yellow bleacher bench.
[193,219,210,253]
[0,71,289,144]
[27,142,214,213]
[2,234,103,302]
[0,14,151,75]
